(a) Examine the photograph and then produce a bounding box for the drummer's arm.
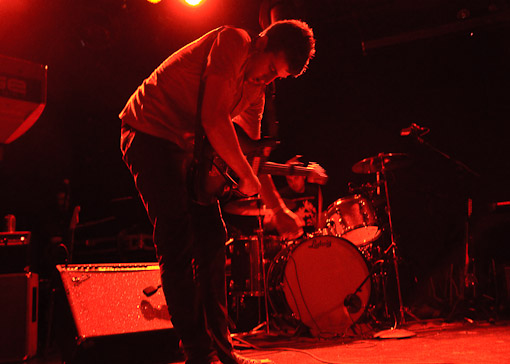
[259,174,303,237]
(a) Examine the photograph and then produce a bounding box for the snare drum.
[268,235,372,337]
[324,194,380,246]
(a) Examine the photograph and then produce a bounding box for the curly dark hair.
[260,19,316,77]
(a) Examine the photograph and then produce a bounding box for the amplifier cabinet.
[0,272,38,363]
[55,263,178,364]
[0,231,31,273]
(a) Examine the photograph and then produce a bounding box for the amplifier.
[55,263,178,363]
[0,231,31,274]
[0,231,31,245]
[0,272,38,363]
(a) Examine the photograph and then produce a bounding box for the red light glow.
[184,0,204,6]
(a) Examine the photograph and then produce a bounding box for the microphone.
[344,293,362,314]
[400,123,429,137]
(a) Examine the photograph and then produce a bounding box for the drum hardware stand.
[374,154,417,339]
[231,197,278,344]
[255,217,271,335]
[317,185,324,229]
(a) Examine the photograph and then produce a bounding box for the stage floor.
[222,320,510,364]
[25,319,510,364]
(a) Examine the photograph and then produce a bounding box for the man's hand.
[238,172,261,197]
[306,162,328,185]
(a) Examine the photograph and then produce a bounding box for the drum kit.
[224,153,413,338]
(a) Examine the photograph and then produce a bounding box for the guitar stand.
[445,198,495,323]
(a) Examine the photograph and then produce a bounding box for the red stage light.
[184,0,204,6]
[146,0,205,6]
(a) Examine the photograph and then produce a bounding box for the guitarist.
[119,20,315,364]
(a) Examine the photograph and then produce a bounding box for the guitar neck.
[260,161,311,177]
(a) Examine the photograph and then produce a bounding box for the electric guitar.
[190,125,328,205]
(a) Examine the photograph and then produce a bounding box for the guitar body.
[190,125,273,206]
[189,150,229,206]
[190,124,327,206]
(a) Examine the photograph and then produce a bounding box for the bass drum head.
[272,235,371,337]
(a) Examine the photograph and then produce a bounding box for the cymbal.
[352,153,409,174]
[222,197,268,216]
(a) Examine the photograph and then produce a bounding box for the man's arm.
[201,73,261,197]
[259,173,302,238]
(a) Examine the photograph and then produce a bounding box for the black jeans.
[120,124,233,363]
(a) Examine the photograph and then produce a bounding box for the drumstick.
[317,186,324,229]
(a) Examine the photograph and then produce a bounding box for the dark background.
[1,0,510,307]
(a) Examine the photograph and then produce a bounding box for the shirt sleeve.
[203,27,250,85]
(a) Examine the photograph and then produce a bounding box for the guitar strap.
[262,82,279,140]
[192,26,225,171]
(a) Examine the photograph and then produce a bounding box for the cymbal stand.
[232,197,272,341]
[376,155,417,337]
[255,208,271,335]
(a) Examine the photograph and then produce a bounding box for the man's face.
[245,50,291,86]
[286,175,306,193]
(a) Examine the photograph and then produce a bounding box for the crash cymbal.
[222,197,267,216]
[352,153,409,174]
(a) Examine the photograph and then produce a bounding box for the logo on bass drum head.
[308,237,332,249]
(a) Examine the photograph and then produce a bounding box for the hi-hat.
[222,197,267,216]
[352,153,409,174]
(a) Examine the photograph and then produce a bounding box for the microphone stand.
[413,135,479,180]
[410,132,481,321]
[344,260,385,315]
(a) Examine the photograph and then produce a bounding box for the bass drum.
[268,235,371,337]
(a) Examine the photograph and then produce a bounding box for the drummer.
[264,155,324,236]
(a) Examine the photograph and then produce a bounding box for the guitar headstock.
[306,162,328,185]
